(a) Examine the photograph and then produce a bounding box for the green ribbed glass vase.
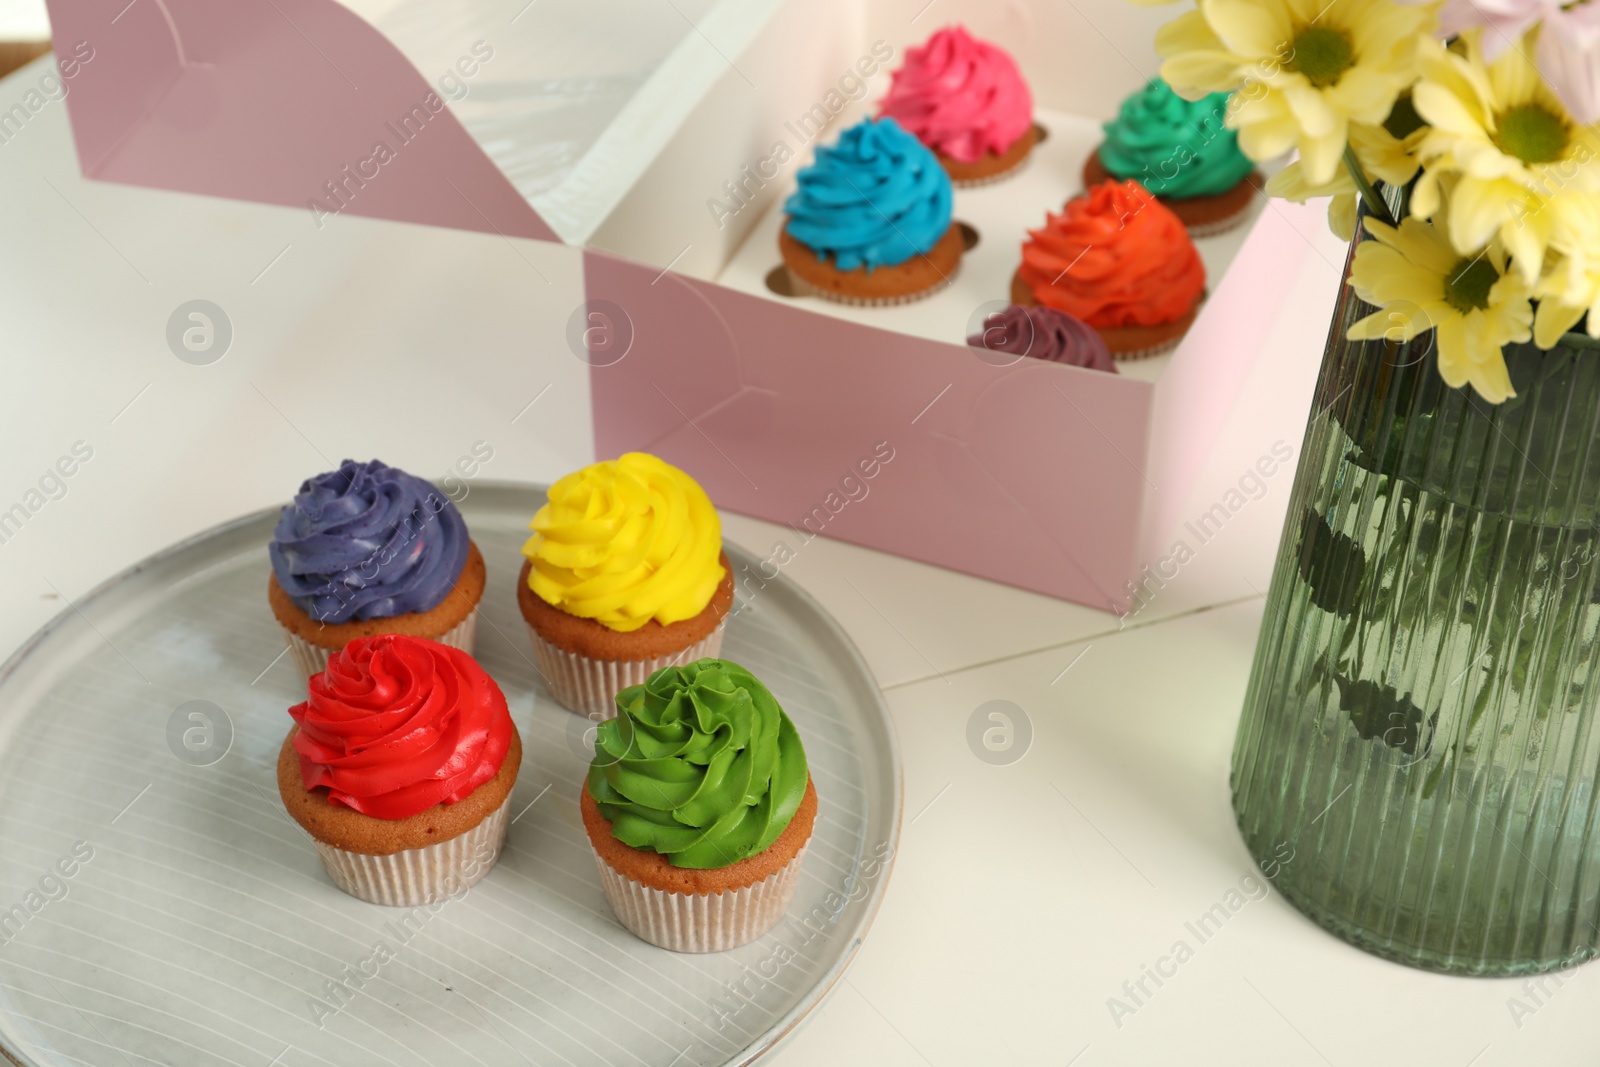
[1232,235,1600,975]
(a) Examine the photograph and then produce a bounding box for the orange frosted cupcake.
[518,453,732,719]
[1012,179,1206,359]
[582,659,815,952]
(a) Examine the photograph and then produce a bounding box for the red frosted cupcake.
[277,634,521,906]
[1012,180,1206,359]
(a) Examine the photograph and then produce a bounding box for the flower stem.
[1343,144,1396,227]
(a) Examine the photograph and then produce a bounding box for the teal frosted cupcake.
[1083,77,1258,235]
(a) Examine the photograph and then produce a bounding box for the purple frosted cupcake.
[266,459,486,681]
[967,305,1117,371]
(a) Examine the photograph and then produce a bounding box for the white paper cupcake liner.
[948,125,1038,188]
[1103,291,1209,362]
[1108,335,1185,361]
[527,618,726,720]
[1183,209,1252,239]
[281,607,479,681]
[785,263,960,307]
[949,154,1032,188]
[312,792,509,907]
[593,844,809,953]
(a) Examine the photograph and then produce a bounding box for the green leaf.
[1297,508,1368,617]
[1335,674,1438,757]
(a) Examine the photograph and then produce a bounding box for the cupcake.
[1012,180,1206,360]
[879,25,1035,186]
[277,634,521,906]
[581,659,816,952]
[268,459,484,680]
[1084,77,1257,236]
[967,305,1117,372]
[780,116,962,306]
[518,453,733,719]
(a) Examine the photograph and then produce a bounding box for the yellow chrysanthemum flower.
[1268,106,1427,238]
[1156,0,1435,184]
[1270,161,1362,239]
[1346,209,1531,403]
[1531,195,1600,346]
[1412,31,1600,283]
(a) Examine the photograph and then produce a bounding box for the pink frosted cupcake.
[879,25,1036,186]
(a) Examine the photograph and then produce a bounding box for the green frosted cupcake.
[1083,77,1258,235]
[579,658,818,952]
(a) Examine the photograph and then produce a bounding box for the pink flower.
[1534,5,1600,124]
[1431,0,1547,59]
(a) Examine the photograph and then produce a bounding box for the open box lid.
[42,0,789,247]
[336,0,784,246]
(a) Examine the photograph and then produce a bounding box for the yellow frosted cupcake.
[516,453,733,718]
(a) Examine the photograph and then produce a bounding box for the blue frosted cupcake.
[780,116,961,306]
[267,459,484,680]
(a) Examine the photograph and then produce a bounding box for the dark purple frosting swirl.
[967,305,1117,372]
[269,459,469,624]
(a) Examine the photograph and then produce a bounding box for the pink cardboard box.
[42,0,1329,612]
[583,197,1312,611]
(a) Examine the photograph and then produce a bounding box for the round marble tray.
[0,482,902,1067]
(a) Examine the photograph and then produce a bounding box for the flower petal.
[1434,315,1471,387]
[1327,65,1404,126]
[1534,299,1585,347]
[1329,192,1359,238]
[1205,0,1292,58]
[1447,176,1512,255]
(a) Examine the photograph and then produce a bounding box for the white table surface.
[0,27,1592,1067]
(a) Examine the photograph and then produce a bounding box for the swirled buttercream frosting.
[588,659,809,869]
[1099,78,1252,199]
[879,25,1032,163]
[1018,180,1205,328]
[290,634,513,820]
[522,452,725,633]
[783,117,952,272]
[968,305,1117,371]
[270,459,469,624]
